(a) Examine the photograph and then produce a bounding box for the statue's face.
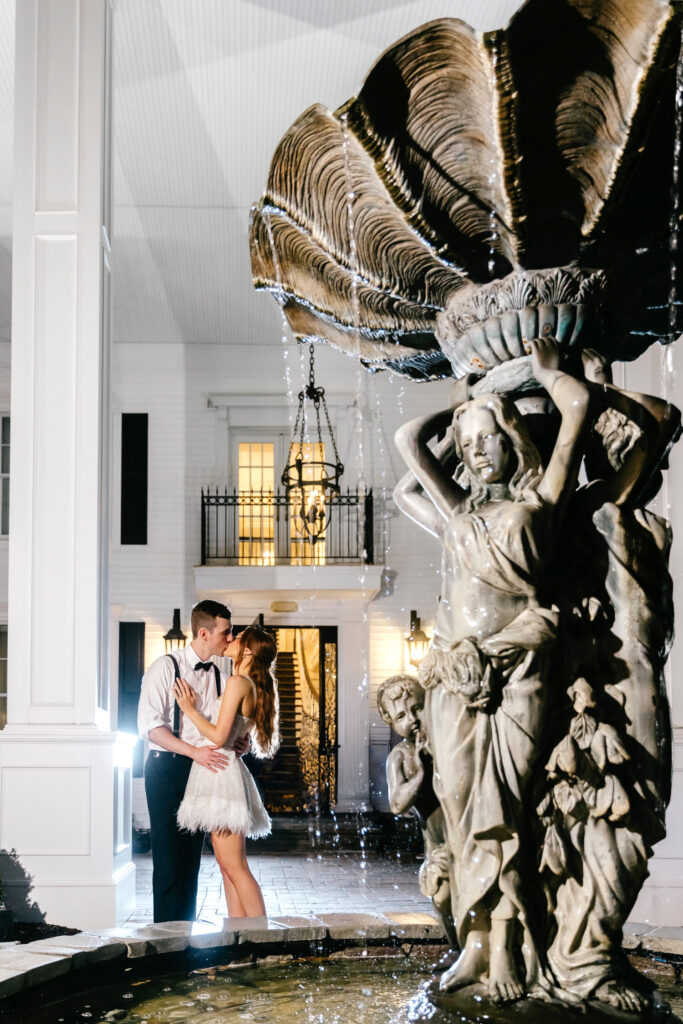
[384,690,422,740]
[458,406,511,484]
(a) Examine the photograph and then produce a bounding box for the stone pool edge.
[0,912,680,1001]
[0,910,445,999]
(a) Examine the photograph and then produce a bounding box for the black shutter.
[121,413,148,544]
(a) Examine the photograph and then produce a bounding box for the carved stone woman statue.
[393,340,680,1011]
[394,337,590,1003]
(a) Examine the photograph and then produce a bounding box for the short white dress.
[176,690,271,838]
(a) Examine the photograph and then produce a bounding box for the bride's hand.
[232,733,250,758]
[173,678,197,712]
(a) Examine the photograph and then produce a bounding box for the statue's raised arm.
[528,337,591,508]
[393,376,473,538]
[580,348,682,509]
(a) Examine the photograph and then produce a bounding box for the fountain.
[250,0,683,1018]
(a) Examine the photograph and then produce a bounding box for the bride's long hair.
[234,626,280,758]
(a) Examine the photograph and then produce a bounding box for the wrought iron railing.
[200,488,374,566]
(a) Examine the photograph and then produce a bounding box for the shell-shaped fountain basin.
[436,264,606,390]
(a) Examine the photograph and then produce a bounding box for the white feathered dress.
[176,692,271,838]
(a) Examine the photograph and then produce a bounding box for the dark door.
[118,621,145,776]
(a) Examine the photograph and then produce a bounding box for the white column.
[0,0,134,929]
[623,344,683,924]
[335,610,371,811]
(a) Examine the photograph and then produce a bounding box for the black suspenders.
[167,655,222,738]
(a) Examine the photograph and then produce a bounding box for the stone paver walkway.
[128,850,432,926]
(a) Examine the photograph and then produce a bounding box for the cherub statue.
[377,674,456,948]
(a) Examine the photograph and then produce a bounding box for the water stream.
[487,36,501,280]
[668,24,683,352]
[340,108,372,846]
[263,206,297,424]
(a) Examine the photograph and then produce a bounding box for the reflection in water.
[12,950,683,1024]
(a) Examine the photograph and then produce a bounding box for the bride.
[174,625,279,918]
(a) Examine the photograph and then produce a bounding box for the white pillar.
[623,344,683,924]
[335,609,371,812]
[0,0,134,929]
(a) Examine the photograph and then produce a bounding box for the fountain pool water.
[2,946,682,1024]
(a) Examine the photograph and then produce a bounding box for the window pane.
[0,696,6,730]
[1,416,9,445]
[237,443,276,564]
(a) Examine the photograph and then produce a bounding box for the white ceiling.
[0,1,528,348]
[112,0,526,346]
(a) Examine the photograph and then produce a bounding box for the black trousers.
[144,752,204,923]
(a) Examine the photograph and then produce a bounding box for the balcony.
[200,488,374,567]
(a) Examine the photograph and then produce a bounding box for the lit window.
[1,416,9,536]
[234,440,328,566]
[238,443,275,565]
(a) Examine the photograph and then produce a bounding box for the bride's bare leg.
[439,919,488,991]
[220,870,246,917]
[211,831,266,918]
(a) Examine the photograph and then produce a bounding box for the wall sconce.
[405,610,430,667]
[163,608,187,653]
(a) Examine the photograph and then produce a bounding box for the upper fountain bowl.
[250,0,683,388]
[436,265,606,391]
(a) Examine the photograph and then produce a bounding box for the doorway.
[243,625,338,814]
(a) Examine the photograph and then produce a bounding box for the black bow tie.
[194,661,214,672]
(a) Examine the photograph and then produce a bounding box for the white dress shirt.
[137,643,227,751]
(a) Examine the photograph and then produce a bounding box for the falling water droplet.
[487,37,500,280]
[668,25,683,345]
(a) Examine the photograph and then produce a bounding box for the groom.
[138,599,248,922]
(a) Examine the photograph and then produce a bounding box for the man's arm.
[147,725,229,773]
[138,656,229,772]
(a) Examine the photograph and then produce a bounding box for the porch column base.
[0,727,136,929]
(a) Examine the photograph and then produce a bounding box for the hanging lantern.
[405,610,430,667]
[163,608,187,653]
[282,344,344,543]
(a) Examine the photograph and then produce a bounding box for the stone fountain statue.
[391,341,679,1014]
[250,0,683,1016]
